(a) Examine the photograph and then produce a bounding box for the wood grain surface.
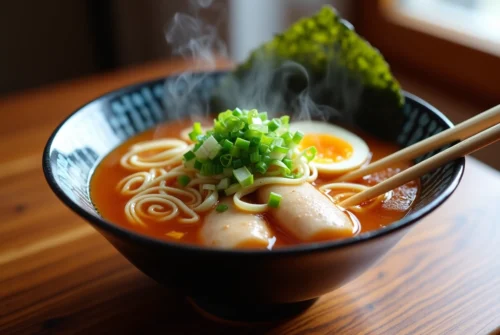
[1,59,499,335]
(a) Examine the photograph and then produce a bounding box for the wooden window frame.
[352,0,500,105]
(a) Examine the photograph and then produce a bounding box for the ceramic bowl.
[43,71,464,323]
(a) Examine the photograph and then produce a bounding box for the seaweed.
[211,5,405,140]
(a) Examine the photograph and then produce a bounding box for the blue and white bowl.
[43,71,464,323]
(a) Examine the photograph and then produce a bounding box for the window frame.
[352,0,500,104]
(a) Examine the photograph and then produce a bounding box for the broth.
[90,118,419,248]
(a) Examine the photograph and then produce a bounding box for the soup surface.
[91,117,419,249]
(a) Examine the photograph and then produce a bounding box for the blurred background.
[1,0,498,169]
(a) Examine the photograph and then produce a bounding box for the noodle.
[117,168,168,195]
[116,131,388,226]
[116,136,326,225]
[120,139,190,170]
[125,194,199,225]
[233,157,312,212]
[319,182,392,213]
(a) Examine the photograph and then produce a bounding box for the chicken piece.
[258,183,354,241]
[200,199,272,249]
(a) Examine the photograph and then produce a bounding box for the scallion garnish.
[183,150,196,161]
[225,183,241,196]
[235,137,251,150]
[222,139,233,150]
[220,154,232,167]
[303,146,318,162]
[268,192,282,208]
[181,108,316,191]
[216,204,229,212]
[216,178,230,190]
[233,166,254,187]
[194,160,203,170]
[292,130,304,144]
[189,122,203,141]
[177,175,191,187]
[255,161,268,174]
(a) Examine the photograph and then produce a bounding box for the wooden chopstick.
[336,104,500,182]
[338,123,500,208]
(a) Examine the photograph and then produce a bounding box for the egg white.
[290,120,370,174]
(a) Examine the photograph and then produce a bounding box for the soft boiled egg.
[290,120,370,174]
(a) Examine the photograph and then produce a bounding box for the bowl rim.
[42,71,465,257]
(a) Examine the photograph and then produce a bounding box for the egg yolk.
[300,133,353,163]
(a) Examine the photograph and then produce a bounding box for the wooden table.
[1,59,499,335]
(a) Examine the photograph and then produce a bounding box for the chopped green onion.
[250,152,261,163]
[255,161,268,174]
[250,137,261,147]
[193,142,202,151]
[225,183,241,196]
[303,146,317,162]
[259,144,270,154]
[214,164,223,175]
[268,192,282,208]
[233,130,245,138]
[268,119,280,131]
[235,137,250,150]
[183,151,196,161]
[269,159,291,174]
[185,108,317,181]
[218,109,233,120]
[273,146,289,154]
[177,175,190,187]
[280,115,290,125]
[189,122,204,141]
[247,109,259,123]
[216,178,230,190]
[220,154,232,167]
[273,137,284,147]
[261,135,274,146]
[292,130,304,144]
[194,160,203,170]
[201,162,215,176]
[250,117,262,125]
[188,132,197,141]
[216,204,229,212]
[232,159,243,169]
[245,129,263,140]
[225,116,244,132]
[195,135,221,160]
[281,132,293,145]
[283,158,293,169]
[233,166,254,187]
[230,146,241,158]
[222,139,233,151]
[269,151,286,160]
[249,124,268,133]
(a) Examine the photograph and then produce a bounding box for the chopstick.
[338,123,500,208]
[336,104,500,183]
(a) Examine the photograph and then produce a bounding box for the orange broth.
[90,118,419,248]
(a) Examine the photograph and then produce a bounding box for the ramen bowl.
[43,71,464,323]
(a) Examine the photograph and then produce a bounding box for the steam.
[162,1,364,129]
[162,0,227,121]
[215,58,345,122]
[165,1,226,66]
